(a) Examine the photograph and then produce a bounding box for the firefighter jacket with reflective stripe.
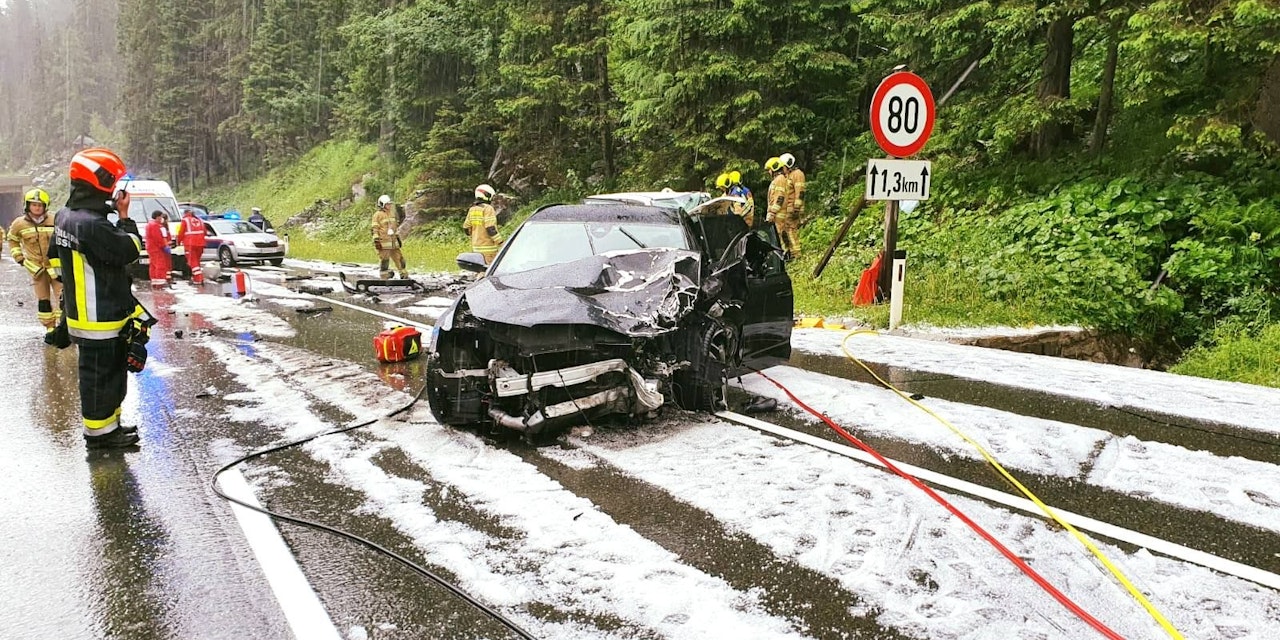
[178,215,206,249]
[463,203,500,254]
[50,207,144,340]
[7,212,56,274]
[767,174,794,221]
[372,208,399,244]
[787,168,806,213]
[727,185,755,225]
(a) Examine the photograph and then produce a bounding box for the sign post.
[868,70,934,304]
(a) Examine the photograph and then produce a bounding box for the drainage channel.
[788,351,1280,465]
[716,394,1280,583]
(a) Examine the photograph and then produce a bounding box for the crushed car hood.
[461,249,702,337]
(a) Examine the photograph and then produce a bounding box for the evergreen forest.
[2,0,1279,383]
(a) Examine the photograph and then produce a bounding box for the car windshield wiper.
[618,227,648,249]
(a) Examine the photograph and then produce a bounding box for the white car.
[203,219,286,267]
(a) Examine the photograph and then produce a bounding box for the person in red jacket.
[177,208,206,284]
[144,210,172,287]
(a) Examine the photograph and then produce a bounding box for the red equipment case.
[374,326,423,363]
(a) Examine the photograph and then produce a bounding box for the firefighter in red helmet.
[6,187,62,337]
[49,147,152,449]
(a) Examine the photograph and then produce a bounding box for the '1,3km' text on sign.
[866,159,932,200]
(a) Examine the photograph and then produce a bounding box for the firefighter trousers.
[32,270,63,330]
[77,337,129,436]
[378,247,407,279]
[775,218,801,257]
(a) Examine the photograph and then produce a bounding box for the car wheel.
[673,324,732,411]
[219,246,236,268]
[269,258,284,266]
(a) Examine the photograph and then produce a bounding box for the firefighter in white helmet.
[463,184,502,264]
[372,194,408,279]
[7,187,62,338]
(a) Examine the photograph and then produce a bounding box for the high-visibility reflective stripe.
[83,408,121,432]
[72,252,93,323]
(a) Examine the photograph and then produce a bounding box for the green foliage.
[1171,321,1280,387]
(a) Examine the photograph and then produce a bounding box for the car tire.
[219,246,236,268]
[673,324,732,411]
[269,258,284,266]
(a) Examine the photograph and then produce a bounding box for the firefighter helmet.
[24,188,50,207]
[70,148,128,193]
[728,171,742,186]
[377,195,392,208]
[780,153,796,169]
[715,173,731,190]
[764,157,783,173]
[475,184,495,202]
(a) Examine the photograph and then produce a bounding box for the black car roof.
[529,203,681,225]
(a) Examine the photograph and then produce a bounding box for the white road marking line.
[717,410,1280,590]
[218,469,344,640]
[311,294,435,331]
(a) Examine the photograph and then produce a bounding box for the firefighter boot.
[85,428,140,449]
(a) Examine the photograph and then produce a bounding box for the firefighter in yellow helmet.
[372,194,408,280]
[7,188,63,338]
[780,153,806,223]
[463,184,502,264]
[764,157,798,259]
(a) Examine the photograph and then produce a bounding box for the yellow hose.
[839,329,1184,640]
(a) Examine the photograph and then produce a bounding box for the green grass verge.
[1169,324,1280,388]
[287,234,468,273]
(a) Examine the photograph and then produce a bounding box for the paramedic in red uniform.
[177,208,206,284]
[144,210,172,287]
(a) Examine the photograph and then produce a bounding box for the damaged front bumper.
[439,358,665,434]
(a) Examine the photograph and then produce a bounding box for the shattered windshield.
[492,221,688,276]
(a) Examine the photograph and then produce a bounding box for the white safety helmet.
[377,194,392,208]
[474,184,495,202]
[779,153,796,169]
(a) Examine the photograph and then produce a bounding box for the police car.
[196,210,287,267]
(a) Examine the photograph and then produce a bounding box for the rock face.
[941,328,1154,369]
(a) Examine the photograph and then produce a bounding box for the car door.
[738,225,793,370]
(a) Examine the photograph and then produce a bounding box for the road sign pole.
[878,199,899,303]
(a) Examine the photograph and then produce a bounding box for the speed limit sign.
[870,72,935,158]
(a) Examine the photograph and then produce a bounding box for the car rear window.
[492,221,688,275]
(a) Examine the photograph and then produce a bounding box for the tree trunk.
[1090,24,1120,156]
[597,47,616,187]
[1253,56,1280,145]
[1033,14,1076,158]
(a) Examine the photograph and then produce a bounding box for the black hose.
[211,382,537,640]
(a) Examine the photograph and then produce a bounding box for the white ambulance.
[123,179,186,269]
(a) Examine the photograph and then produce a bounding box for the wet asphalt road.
[3,259,1280,639]
[0,270,292,638]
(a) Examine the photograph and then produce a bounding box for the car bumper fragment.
[485,362,664,434]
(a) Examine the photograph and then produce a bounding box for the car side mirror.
[456,252,489,273]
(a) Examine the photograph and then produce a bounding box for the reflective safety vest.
[178,215,206,248]
[372,208,399,244]
[7,212,56,275]
[463,203,500,254]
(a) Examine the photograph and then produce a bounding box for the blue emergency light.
[223,210,242,220]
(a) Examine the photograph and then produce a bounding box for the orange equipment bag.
[852,252,883,306]
[374,326,423,363]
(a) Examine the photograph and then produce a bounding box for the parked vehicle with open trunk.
[426,193,792,438]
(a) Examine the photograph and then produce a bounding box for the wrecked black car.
[426,195,793,436]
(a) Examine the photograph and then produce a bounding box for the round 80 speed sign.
[870,72,935,158]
